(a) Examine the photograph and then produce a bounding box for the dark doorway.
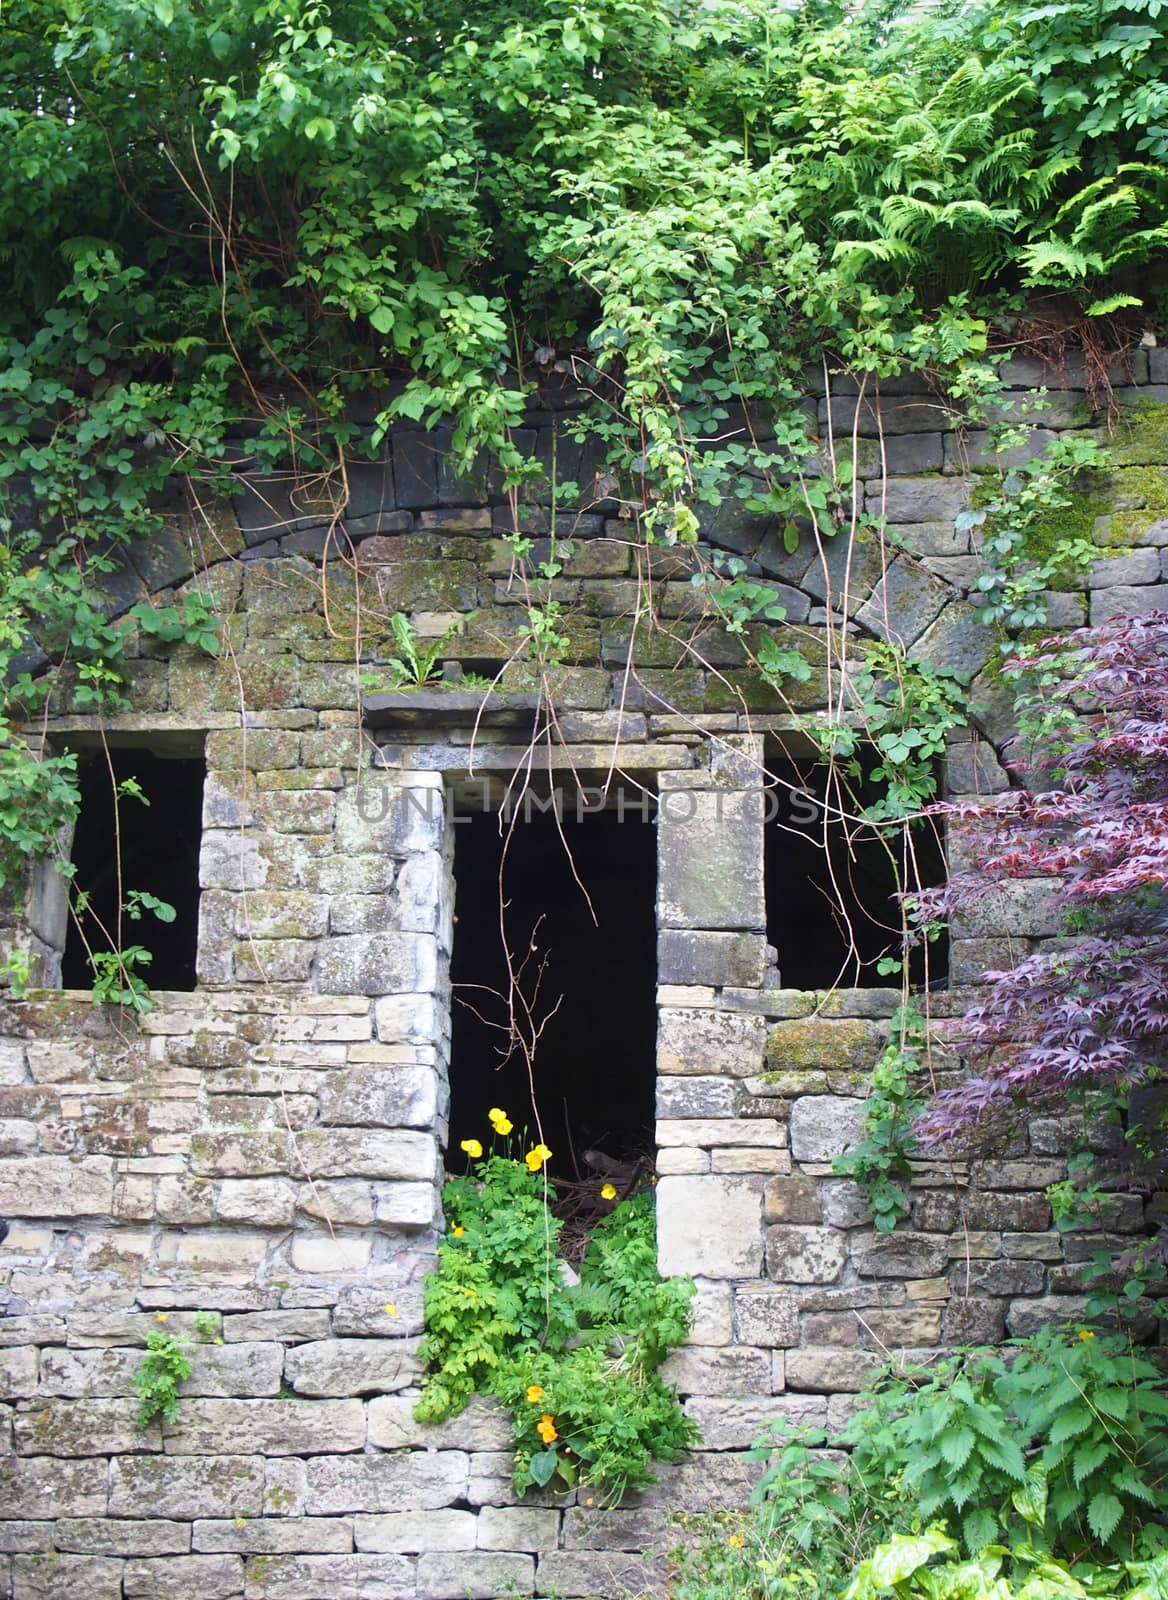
[765,751,948,990]
[448,798,657,1173]
[61,748,205,992]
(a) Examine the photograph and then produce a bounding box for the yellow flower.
[585,1497,594,1509]
[487,1107,508,1125]
[1078,1329,1096,1340]
[463,1288,477,1300]
[525,1144,552,1172]
[155,1312,169,1322]
[600,1182,617,1201]
[526,1385,543,1403]
[728,1534,746,1550]
[536,1414,558,1444]
[459,1138,483,1158]
[384,1304,397,1316]
[452,1226,464,1238]
[493,1116,513,1135]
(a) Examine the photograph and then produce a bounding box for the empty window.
[447,794,657,1174]
[61,747,205,992]
[765,750,947,990]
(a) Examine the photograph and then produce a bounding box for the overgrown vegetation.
[415,1117,695,1501]
[672,1327,1168,1600]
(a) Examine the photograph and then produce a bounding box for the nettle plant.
[415,1113,695,1502]
[916,613,1168,1304]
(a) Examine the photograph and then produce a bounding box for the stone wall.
[1,358,1166,1600]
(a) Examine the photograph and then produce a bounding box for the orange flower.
[526,1385,543,1403]
[536,1414,558,1444]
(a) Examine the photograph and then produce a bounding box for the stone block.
[1090,582,1168,623]
[215,1178,297,1227]
[688,1279,734,1346]
[109,1455,266,1518]
[40,1342,283,1399]
[855,558,950,647]
[289,1233,373,1273]
[821,393,953,437]
[656,1175,764,1278]
[162,1398,366,1455]
[660,1345,771,1397]
[964,1191,1051,1231]
[821,1179,873,1228]
[12,1554,123,1600]
[655,1147,709,1174]
[561,1506,674,1551]
[658,930,767,988]
[304,1453,469,1514]
[54,1520,191,1557]
[417,1552,534,1599]
[316,1066,438,1128]
[880,477,969,522]
[315,932,439,995]
[0,1458,108,1518]
[354,1512,477,1552]
[13,1398,154,1457]
[763,1175,823,1225]
[372,1181,438,1228]
[657,789,765,931]
[853,1232,951,1279]
[858,1308,943,1346]
[657,1117,785,1148]
[0,1347,37,1400]
[766,1225,848,1285]
[909,603,995,678]
[366,1397,511,1452]
[684,1393,827,1449]
[943,1297,1006,1344]
[789,1096,868,1163]
[785,1348,884,1393]
[242,1552,415,1599]
[194,1517,354,1554]
[656,1008,768,1076]
[766,1021,879,1074]
[656,1076,738,1118]
[191,1127,437,1180]
[284,1339,422,1398]
[123,1554,243,1598]
[951,1259,1045,1296]
[0,1157,113,1218]
[733,1286,799,1347]
[222,1310,331,1343]
[298,1180,375,1226]
[536,1551,669,1598]
[474,1506,560,1552]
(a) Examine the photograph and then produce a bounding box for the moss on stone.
[764,1017,879,1072]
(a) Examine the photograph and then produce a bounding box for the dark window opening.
[61,748,205,992]
[448,799,656,1176]
[765,750,948,990]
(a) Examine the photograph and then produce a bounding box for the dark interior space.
[448,799,657,1175]
[765,750,948,990]
[61,748,205,992]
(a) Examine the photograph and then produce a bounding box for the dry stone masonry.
[1,359,1167,1598]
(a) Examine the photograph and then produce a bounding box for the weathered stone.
[656,1176,763,1278]
[853,1232,951,1279]
[296,1180,376,1226]
[354,1512,477,1553]
[763,1176,823,1225]
[766,1021,878,1074]
[788,1096,868,1163]
[537,1551,670,1598]
[475,1506,561,1552]
[660,1345,772,1397]
[315,932,439,995]
[657,930,767,988]
[0,1157,114,1217]
[317,1067,438,1128]
[109,1455,266,1518]
[0,1524,56,1554]
[785,1348,885,1392]
[194,1517,353,1554]
[858,1308,943,1346]
[733,1287,799,1347]
[13,1398,155,1457]
[214,1178,297,1226]
[123,1554,243,1598]
[242,1552,415,1599]
[284,1339,421,1398]
[162,1398,366,1455]
[0,1347,37,1399]
[766,1225,848,1285]
[684,1393,827,1449]
[657,1117,785,1148]
[657,789,765,931]
[952,1259,1045,1296]
[40,1342,283,1399]
[222,1310,331,1343]
[55,1520,191,1556]
[820,1179,873,1228]
[0,1458,108,1518]
[1090,582,1168,623]
[560,1506,674,1552]
[656,1008,768,1076]
[304,1453,469,1514]
[417,1552,534,1599]
[366,1397,510,1453]
[964,1191,1051,1231]
[12,1554,123,1600]
[880,477,969,522]
[191,1127,437,1180]
[656,1076,738,1117]
[855,558,950,647]
[944,1298,1006,1344]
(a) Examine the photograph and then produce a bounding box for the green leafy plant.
[834,1001,927,1234]
[415,1119,695,1502]
[371,611,473,689]
[132,1326,193,1427]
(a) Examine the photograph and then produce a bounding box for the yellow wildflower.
[1078,1329,1096,1340]
[600,1182,617,1201]
[155,1312,169,1322]
[459,1138,483,1158]
[463,1288,477,1300]
[384,1304,397,1317]
[452,1226,464,1238]
[526,1385,543,1403]
[525,1143,552,1172]
[488,1107,507,1124]
[536,1414,558,1444]
[493,1115,513,1135]
[728,1533,745,1550]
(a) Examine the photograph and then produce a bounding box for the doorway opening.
[765,749,948,990]
[61,746,205,992]
[447,793,657,1177]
